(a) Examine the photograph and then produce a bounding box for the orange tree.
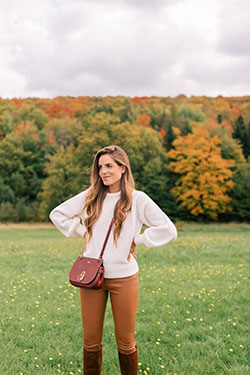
[167,128,235,219]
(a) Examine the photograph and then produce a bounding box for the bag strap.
[99,219,114,259]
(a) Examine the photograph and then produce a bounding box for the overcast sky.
[0,0,249,99]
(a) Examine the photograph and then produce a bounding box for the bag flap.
[69,256,103,284]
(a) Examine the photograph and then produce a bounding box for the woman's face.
[98,154,125,193]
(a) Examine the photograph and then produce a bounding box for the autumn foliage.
[167,129,235,219]
[0,95,250,222]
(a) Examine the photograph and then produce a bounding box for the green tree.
[21,105,49,130]
[0,123,56,221]
[0,112,17,137]
[46,117,83,147]
[0,177,15,202]
[219,130,245,162]
[232,115,250,159]
[229,161,250,221]
[0,202,18,222]
[217,114,222,124]
[39,144,83,219]
[119,98,132,123]
[181,121,193,136]
[177,103,206,123]
[0,132,28,179]
[40,112,177,219]
[163,122,176,151]
[0,103,20,136]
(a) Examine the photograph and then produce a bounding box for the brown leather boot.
[83,347,102,375]
[118,347,138,375]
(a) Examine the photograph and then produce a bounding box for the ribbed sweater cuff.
[134,234,144,245]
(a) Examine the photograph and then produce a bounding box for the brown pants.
[80,273,139,355]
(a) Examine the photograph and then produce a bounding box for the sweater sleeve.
[49,191,87,238]
[133,192,177,247]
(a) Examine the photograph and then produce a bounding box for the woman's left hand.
[129,239,137,260]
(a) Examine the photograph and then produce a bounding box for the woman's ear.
[121,166,126,174]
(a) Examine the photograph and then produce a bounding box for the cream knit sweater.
[50,190,177,278]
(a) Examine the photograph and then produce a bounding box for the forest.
[0,95,249,222]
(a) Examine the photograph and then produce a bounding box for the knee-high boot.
[118,346,138,375]
[83,347,102,375]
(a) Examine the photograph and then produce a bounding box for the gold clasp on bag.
[77,271,86,281]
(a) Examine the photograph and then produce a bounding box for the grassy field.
[0,222,249,375]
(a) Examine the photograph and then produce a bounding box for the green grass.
[0,223,249,375]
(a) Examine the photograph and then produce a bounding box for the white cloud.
[217,0,250,57]
[0,0,249,98]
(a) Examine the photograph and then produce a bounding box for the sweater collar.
[106,191,121,197]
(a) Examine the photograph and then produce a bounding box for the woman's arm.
[134,192,177,248]
[49,191,87,238]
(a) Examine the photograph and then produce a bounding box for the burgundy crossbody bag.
[69,219,113,289]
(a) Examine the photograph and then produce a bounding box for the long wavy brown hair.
[83,145,135,244]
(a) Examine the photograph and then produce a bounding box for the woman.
[50,145,177,375]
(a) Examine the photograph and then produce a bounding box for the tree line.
[0,95,249,222]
